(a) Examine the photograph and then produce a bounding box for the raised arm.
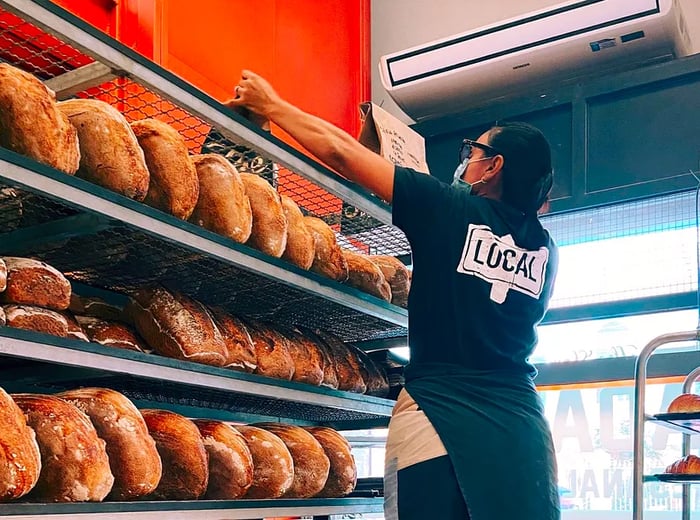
[227,70,395,203]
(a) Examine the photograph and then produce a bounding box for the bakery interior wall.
[51,0,370,146]
[371,0,700,213]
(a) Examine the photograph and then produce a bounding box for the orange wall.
[54,0,371,137]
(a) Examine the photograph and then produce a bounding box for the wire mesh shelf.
[0,1,410,342]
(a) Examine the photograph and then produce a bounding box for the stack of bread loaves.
[0,62,410,302]
[0,384,358,502]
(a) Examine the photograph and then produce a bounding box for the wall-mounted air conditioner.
[379,0,693,122]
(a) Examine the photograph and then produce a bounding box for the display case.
[0,0,407,517]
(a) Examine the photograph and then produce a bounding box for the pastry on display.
[666,454,700,474]
[190,154,253,243]
[245,320,295,380]
[76,316,147,353]
[0,63,80,174]
[208,308,257,372]
[131,118,199,220]
[58,98,149,200]
[668,393,700,413]
[0,257,6,292]
[58,388,162,500]
[279,327,325,386]
[312,330,366,394]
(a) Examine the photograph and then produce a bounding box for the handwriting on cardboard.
[358,102,430,174]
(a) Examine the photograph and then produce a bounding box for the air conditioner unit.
[379,0,693,122]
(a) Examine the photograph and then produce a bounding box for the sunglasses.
[459,138,501,163]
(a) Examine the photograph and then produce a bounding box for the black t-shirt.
[393,166,558,377]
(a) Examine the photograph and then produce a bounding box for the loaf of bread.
[131,118,199,219]
[126,287,227,366]
[194,420,254,499]
[668,393,700,413]
[666,455,700,474]
[305,426,357,497]
[369,255,411,307]
[58,388,162,500]
[241,173,288,257]
[315,334,339,390]
[245,320,295,380]
[0,63,80,174]
[190,154,252,243]
[0,258,6,293]
[304,216,348,281]
[62,313,89,342]
[0,387,41,501]
[279,327,324,386]
[208,308,257,372]
[348,345,390,398]
[0,306,5,327]
[69,294,127,324]
[141,409,208,500]
[312,330,366,393]
[76,316,146,353]
[13,394,114,502]
[236,425,294,499]
[280,195,315,270]
[342,250,392,301]
[58,99,149,200]
[257,423,330,498]
[4,305,69,338]
[2,257,71,310]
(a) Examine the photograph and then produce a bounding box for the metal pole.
[633,330,700,520]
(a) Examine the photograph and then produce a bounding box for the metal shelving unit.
[0,1,402,517]
[633,330,700,520]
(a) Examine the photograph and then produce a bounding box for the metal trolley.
[634,330,700,520]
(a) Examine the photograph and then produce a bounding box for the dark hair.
[487,121,553,215]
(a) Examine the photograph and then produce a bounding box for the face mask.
[451,157,491,193]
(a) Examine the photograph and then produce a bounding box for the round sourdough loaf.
[58,388,162,500]
[207,308,257,372]
[668,393,700,413]
[2,257,71,310]
[305,426,357,497]
[245,320,295,380]
[236,425,294,498]
[240,173,287,257]
[76,316,146,353]
[194,420,254,499]
[342,250,392,302]
[131,118,199,220]
[369,255,411,307]
[0,257,6,292]
[257,423,330,498]
[141,409,208,500]
[279,327,324,386]
[4,305,69,338]
[0,63,80,174]
[58,98,149,200]
[126,287,228,367]
[12,394,114,502]
[0,387,41,501]
[303,216,348,281]
[190,154,253,243]
[280,195,315,270]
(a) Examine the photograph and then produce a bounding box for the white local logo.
[457,224,549,304]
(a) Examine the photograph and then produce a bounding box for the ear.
[482,154,504,182]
